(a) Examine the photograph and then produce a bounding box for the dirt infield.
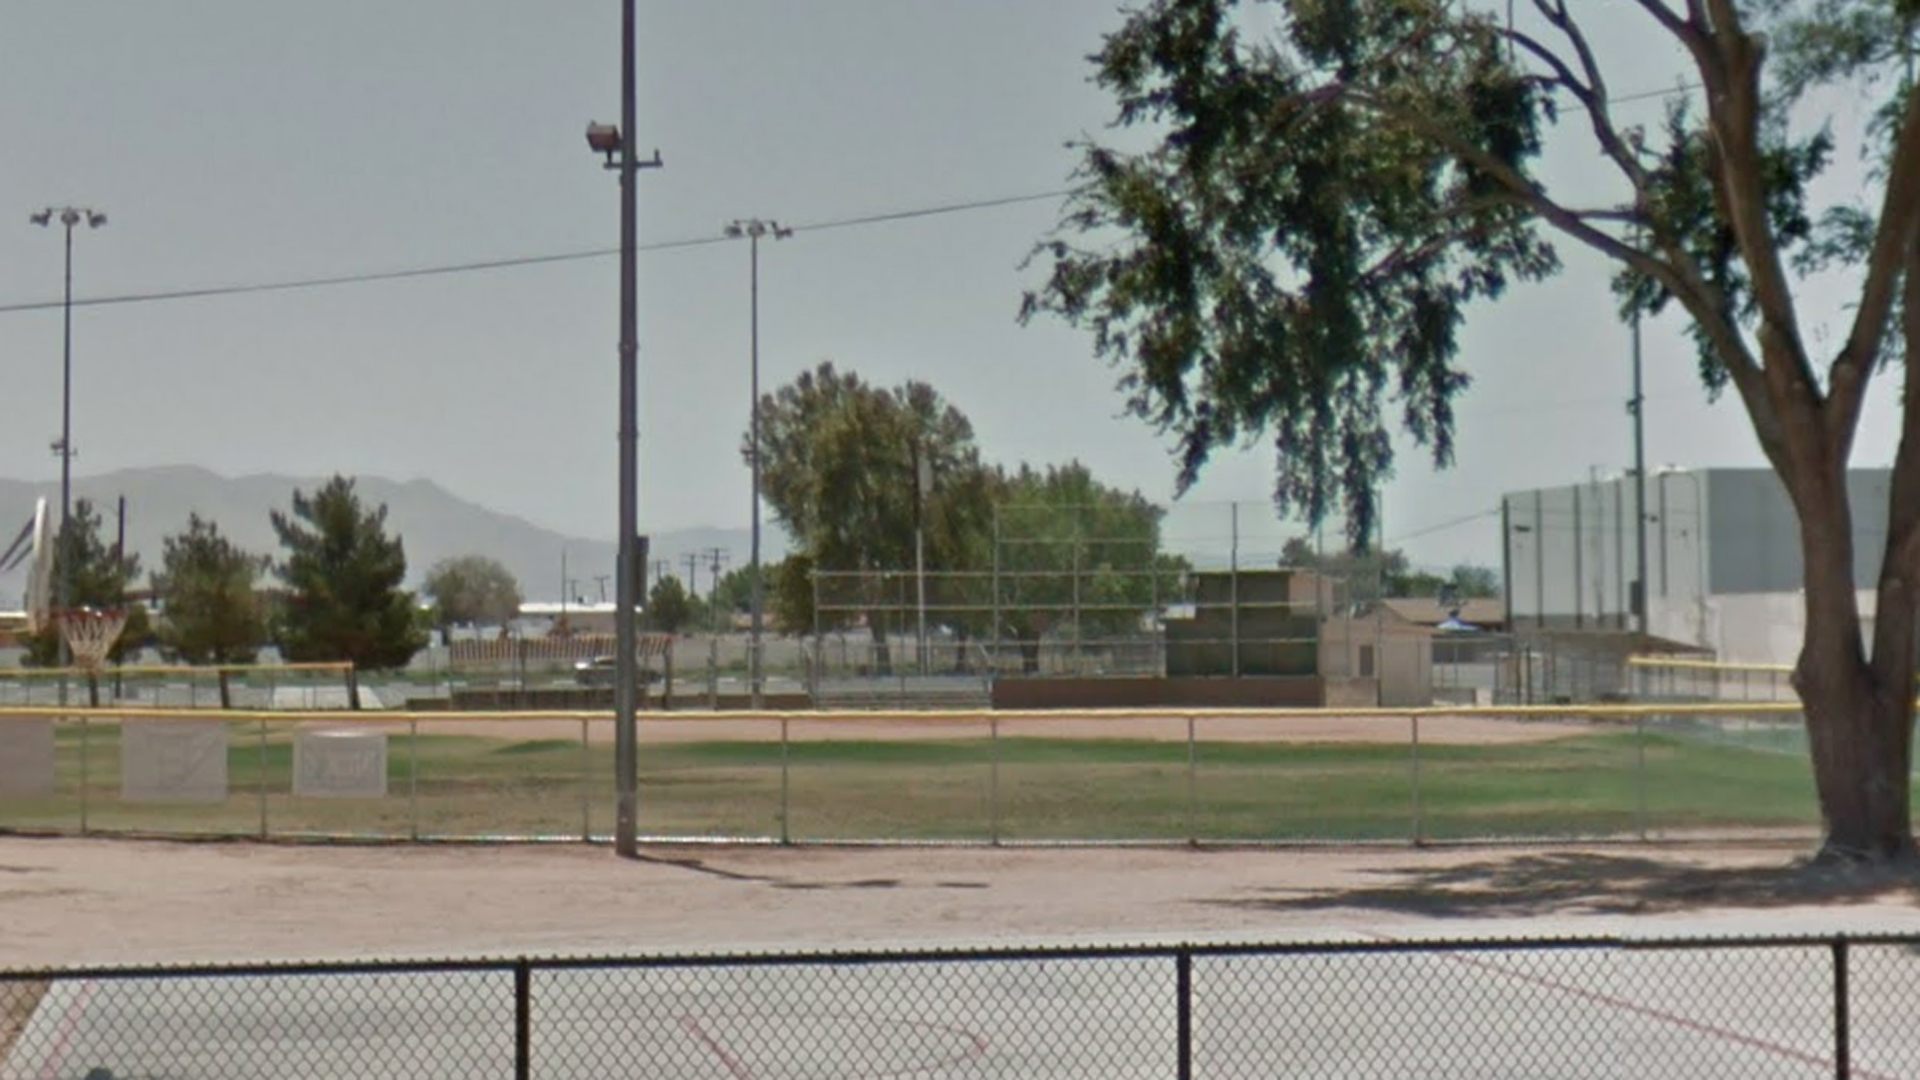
[378,711,1596,746]
[4,836,1919,970]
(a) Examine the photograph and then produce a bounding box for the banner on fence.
[121,719,228,804]
[293,728,389,799]
[0,718,54,797]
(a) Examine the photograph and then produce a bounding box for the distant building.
[1501,467,1893,665]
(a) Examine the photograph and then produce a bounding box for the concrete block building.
[1501,467,1894,665]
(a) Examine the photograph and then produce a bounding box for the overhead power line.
[0,189,1076,317]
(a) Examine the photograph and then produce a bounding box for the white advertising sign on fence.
[122,719,229,804]
[293,729,389,799]
[0,719,56,798]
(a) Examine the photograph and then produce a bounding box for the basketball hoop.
[57,608,129,673]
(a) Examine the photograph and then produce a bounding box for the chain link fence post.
[1175,949,1193,1080]
[256,717,269,839]
[515,956,533,1080]
[79,714,91,835]
[1635,715,1649,840]
[1411,712,1424,845]
[408,719,420,842]
[989,715,1001,845]
[1833,937,1850,1080]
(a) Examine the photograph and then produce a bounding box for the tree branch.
[1625,0,1695,42]
[1528,2,1653,193]
[1691,6,1823,429]
[1830,82,1920,450]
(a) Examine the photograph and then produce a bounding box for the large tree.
[644,574,698,634]
[153,514,269,708]
[753,362,995,671]
[421,554,523,639]
[271,475,427,705]
[1026,1,1920,862]
[992,462,1187,673]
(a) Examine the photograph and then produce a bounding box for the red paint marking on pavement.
[1365,934,1895,1080]
[32,979,98,1080]
[681,1016,758,1080]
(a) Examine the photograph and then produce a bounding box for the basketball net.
[58,608,130,674]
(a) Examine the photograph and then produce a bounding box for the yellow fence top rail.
[1625,655,1793,675]
[0,702,1811,725]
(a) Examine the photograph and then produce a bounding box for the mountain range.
[0,466,780,606]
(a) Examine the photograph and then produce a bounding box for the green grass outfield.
[0,721,1830,843]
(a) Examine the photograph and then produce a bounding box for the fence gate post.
[1176,950,1193,1080]
[1833,939,1850,1080]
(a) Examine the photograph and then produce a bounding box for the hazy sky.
[0,2,1896,572]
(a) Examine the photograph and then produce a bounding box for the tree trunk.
[1019,638,1042,675]
[867,618,892,676]
[86,673,100,709]
[346,665,361,711]
[1791,478,1917,863]
[217,669,233,711]
[1800,673,1915,862]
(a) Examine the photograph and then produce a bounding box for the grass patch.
[0,725,1834,842]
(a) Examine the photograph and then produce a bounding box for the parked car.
[573,656,663,687]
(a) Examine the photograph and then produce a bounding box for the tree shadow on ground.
[1209,851,1920,918]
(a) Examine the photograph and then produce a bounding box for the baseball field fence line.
[3,933,1917,1078]
[0,702,1847,846]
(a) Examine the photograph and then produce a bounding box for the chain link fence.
[4,935,1918,1078]
[0,703,1823,845]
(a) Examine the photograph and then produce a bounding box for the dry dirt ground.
[5,837,1920,970]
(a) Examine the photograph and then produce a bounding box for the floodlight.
[28,210,50,226]
[585,122,623,163]
[87,212,105,228]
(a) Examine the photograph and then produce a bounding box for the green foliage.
[768,553,831,636]
[644,574,697,634]
[270,475,427,671]
[422,554,523,632]
[153,514,268,667]
[1277,536,1497,599]
[23,498,150,666]
[993,462,1188,667]
[753,361,993,576]
[1024,0,1557,545]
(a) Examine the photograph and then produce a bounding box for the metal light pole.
[586,0,660,857]
[30,206,105,689]
[723,218,790,710]
[1630,305,1649,637]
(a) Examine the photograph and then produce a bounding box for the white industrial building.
[1501,467,1895,666]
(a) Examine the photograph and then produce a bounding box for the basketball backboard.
[24,499,50,634]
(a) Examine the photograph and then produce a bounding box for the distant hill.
[0,466,781,606]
